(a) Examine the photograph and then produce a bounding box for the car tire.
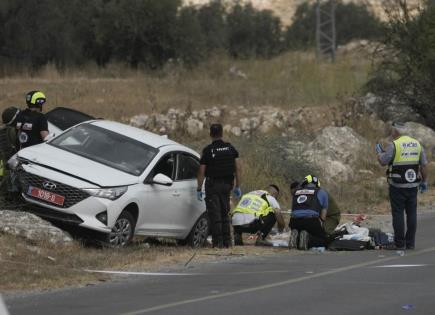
[105,211,136,247]
[181,213,209,248]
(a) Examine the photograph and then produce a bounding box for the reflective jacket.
[387,135,421,187]
[233,190,274,217]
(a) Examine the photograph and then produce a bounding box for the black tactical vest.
[291,187,322,214]
[205,141,236,180]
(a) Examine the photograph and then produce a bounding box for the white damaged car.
[15,120,208,247]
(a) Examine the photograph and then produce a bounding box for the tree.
[94,0,180,68]
[175,7,207,66]
[227,3,283,59]
[368,1,435,127]
[198,1,228,54]
[285,0,384,50]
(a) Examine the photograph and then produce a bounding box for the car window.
[45,107,94,131]
[176,153,199,181]
[149,153,176,180]
[49,123,158,176]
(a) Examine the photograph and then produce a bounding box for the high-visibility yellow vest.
[388,135,421,186]
[232,190,274,217]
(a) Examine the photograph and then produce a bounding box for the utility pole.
[316,0,337,62]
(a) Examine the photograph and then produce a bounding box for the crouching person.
[232,185,285,246]
[289,175,328,250]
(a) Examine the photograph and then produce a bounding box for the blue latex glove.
[196,191,204,201]
[233,187,242,199]
[419,182,428,193]
[375,143,383,154]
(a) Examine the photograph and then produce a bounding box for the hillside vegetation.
[0,51,370,118]
[0,0,383,73]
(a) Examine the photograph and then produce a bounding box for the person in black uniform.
[289,175,329,250]
[197,123,241,248]
[16,91,49,149]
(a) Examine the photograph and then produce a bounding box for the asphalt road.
[5,212,435,315]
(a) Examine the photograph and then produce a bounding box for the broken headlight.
[83,186,128,200]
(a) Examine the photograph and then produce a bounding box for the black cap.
[210,123,223,137]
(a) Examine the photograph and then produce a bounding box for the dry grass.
[0,233,287,292]
[0,52,371,120]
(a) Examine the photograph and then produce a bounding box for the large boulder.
[303,126,372,182]
[404,122,435,156]
[0,210,73,244]
[185,118,203,136]
[359,93,423,123]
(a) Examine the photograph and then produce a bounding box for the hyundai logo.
[42,181,57,191]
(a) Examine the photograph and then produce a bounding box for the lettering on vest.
[295,189,315,195]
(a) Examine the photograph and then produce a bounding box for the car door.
[172,152,205,233]
[135,152,185,237]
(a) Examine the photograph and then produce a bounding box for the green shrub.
[367,1,435,128]
[285,0,384,50]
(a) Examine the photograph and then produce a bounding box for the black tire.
[104,211,136,247]
[182,213,209,248]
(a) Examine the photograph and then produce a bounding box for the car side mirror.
[152,173,173,186]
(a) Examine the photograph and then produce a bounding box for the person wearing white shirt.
[232,185,285,246]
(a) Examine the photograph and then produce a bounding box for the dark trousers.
[205,180,232,247]
[289,217,327,247]
[233,212,277,239]
[389,185,418,248]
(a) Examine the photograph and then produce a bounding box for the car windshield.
[49,123,158,176]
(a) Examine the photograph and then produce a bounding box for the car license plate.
[27,186,65,206]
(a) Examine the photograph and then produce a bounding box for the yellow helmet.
[303,174,320,187]
[26,91,46,108]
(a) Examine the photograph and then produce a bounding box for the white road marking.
[85,270,198,276]
[85,269,293,276]
[0,295,10,315]
[119,246,435,315]
[374,264,428,268]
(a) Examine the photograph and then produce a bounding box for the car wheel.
[106,211,135,247]
[185,214,209,248]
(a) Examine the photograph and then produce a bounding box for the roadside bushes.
[367,1,435,128]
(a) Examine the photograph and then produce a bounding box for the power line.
[316,0,337,62]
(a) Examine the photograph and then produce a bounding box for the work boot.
[298,230,310,250]
[288,229,299,250]
[234,233,244,246]
[255,237,273,247]
[223,239,232,248]
[212,237,224,249]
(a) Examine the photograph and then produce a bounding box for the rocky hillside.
[184,0,423,25]
[129,93,435,212]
